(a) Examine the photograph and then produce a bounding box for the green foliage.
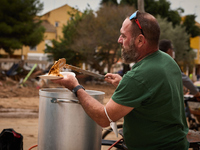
[46,0,199,73]
[157,16,195,66]
[119,0,200,37]
[45,9,85,66]
[182,14,200,37]
[0,0,45,55]
[120,0,181,27]
[120,0,136,6]
[100,0,119,5]
[167,10,182,27]
[145,0,171,17]
[119,0,200,67]
[45,40,83,65]
[70,5,135,73]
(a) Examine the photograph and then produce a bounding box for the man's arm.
[52,74,133,127]
[181,72,199,95]
[76,89,133,127]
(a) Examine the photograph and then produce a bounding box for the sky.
[39,0,200,23]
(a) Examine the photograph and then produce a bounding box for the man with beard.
[52,10,189,149]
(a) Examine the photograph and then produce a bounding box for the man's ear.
[166,49,171,54]
[166,49,173,57]
[136,35,145,48]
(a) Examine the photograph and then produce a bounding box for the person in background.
[52,11,189,149]
[159,39,200,98]
[197,74,200,81]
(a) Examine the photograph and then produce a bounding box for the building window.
[55,21,59,27]
[30,46,37,51]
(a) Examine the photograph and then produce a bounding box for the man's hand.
[51,73,79,91]
[104,73,122,87]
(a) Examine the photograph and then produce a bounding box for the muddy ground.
[1,77,196,150]
[0,78,122,150]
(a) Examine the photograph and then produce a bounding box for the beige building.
[0,4,79,69]
[1,5,200,75]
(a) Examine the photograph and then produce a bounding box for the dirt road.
[0,81,121,150]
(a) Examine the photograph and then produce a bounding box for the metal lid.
[39,88,105,103]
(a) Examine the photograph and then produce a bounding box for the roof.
[195,22,200,27]
[41,20,56,33]
[42,4,74,16]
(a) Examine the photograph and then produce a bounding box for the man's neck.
[136,48,158,63]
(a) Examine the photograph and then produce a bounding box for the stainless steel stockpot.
[38,88,105,150]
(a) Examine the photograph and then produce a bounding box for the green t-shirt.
[112,50,189,150]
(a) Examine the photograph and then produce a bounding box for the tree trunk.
[137,0,145,12]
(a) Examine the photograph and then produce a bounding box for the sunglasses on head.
[129,10,144,36]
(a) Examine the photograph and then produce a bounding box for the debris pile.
[0,63,50,98]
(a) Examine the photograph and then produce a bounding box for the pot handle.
[51,98,79,104]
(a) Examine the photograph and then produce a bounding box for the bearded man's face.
[121,38,139,64]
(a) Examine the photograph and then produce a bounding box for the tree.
[119,0,199,71]
[100,0,118,5]
[70,5,135,73]
[0,0,45,56]
[119,0,200,37]
[45,9,85,66]
[120,0,181,27]
[182,14,200,37]
[120,0,135,6]
[157,16,195,70]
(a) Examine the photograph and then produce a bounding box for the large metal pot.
[38,88,105,150]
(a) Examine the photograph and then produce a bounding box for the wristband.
[72,85,85,97]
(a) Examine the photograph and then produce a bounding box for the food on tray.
[48,58,66,77]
